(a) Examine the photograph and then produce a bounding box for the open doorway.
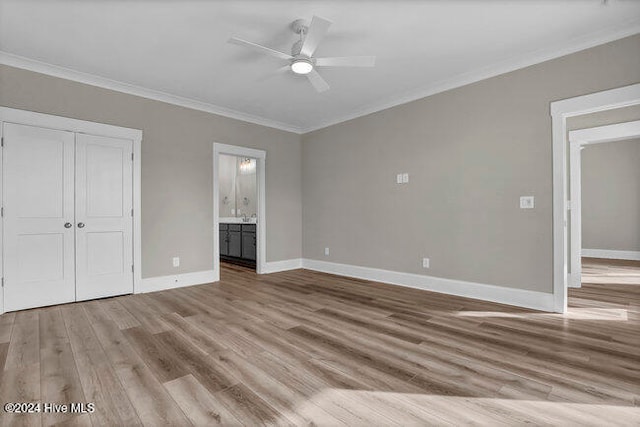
[550,83,640,313]
[213,143,266,281]
[219,154,257,270]
[568,120,640,289]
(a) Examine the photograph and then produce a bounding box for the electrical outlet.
[324,247,330,256]
[172,257,180,267]
[422,258,430,268]
[402,173,409,183]
[520,196,535,209]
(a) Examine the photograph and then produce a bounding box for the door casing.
[550,83,640,313]
[213,143,266,280]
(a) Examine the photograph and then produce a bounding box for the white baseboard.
[137,260,555,311]
[262,258,303,274]
[301,259,554,312]
[139,270,216,294]
[582,249,640,261]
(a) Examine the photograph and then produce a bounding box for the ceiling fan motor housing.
[291,19,309,35]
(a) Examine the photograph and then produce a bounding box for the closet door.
[3,123,76,311]
[75,134,133,301]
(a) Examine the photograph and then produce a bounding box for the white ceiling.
[1,1,639,133]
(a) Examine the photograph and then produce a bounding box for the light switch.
[402,173,409,183]
[396,174,403,184]
[520,196,534,209]
[172,257,180,267]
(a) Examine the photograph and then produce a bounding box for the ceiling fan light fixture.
[291,59,313,75]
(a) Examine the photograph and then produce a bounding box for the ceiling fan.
[228,16,376,93]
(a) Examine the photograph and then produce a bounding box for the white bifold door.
[3,123,133,312]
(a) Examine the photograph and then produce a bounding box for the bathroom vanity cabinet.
[220,223,256,267]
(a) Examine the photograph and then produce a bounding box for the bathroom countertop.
[219,217,257,224]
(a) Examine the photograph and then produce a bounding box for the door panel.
[86,144,124,217]
[219,230,229,256]
[3,123,76,311]
[75,134,133,301]
[242,232,256,261]
[87,231,125,275]
[18,136,65,217]
[228,231,241,257]
[18,233,65,282]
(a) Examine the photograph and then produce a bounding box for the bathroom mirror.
[219,154,256,218]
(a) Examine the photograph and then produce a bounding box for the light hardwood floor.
[0,263,638,426]
[582,257,640,286]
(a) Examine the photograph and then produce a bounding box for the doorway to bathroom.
[568,120,640,289]
[213,143,266,280]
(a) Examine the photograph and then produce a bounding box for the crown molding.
[299,22,640,133]
[0,51,304,134]
[1,22,638,136]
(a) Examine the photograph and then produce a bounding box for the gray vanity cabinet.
[228,224,242,257]
[241,224,256,260]
[219,223,229,256]
[220,223,256,265]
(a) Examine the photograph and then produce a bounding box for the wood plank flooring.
[582,257,640,286]
[0,263,638,426]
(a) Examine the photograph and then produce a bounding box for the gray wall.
[582,138,640,252]
[1,33,638,292]
[302,34,640,293]
[0,64,303,278]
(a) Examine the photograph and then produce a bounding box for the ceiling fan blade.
[300,16,332,57]
[315,56,376,68]
[257,65,290,82]
[306,69,329,93]
[228,37,292,60]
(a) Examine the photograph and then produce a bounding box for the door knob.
[64,222,72,228]
[77,222,85,228]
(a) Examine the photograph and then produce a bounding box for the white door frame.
[550,83,640,313]
[568,120,640,288]
[213,143,266,280]
[0,107,142,314]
